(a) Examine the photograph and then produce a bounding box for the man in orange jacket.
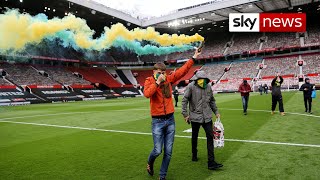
[144,48,201,180]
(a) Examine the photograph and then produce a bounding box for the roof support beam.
[230,7,243,13]
[254,2,265,12]
[288,0,292,8]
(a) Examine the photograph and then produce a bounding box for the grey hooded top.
[181,71,219,123]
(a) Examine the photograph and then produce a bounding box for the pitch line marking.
[0,107,318,122]
[219,108,320,118]
[0,120,319,148]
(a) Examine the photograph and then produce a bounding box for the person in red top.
[238,80,252,115]
[144,48,201,180]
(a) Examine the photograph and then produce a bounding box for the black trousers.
[174,96,178,107]
[304,96,312,112]
[191,121,214,162]
[272,95,284,112]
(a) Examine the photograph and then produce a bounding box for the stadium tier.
[34,66,91,85]
[263,33,300,49]
[0,77,12,86]
[202,63,229,81]
[227,33,262,54]
[302,54,320,74]
[131,69,153,86]
[67,67,123,88]
[223,60,262,79]
[261,57,298,77]
[1,64,56,86]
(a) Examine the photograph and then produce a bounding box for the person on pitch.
[271,74,285,116]
[173,87,179,107]
[144,47,202,180]
[238,80,252,115]
[181,70,223,170]
[299,78,315,114]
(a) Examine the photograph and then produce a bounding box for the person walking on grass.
[238,80,252,115]
[144,48,201,180]
[181,70,223,170]
[264,84,269,94]
[173,87,179,107]
[271,74,285,116]
[299,78,314,114]
[258,84,263,95]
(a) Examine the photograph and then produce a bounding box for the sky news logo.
[229,13,306,32]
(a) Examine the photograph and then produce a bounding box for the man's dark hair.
[154,63,166,71]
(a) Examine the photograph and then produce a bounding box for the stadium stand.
[167,49,194,61]
[198,33,231,58]
[115,69,132,85]
[224,60,261,79]
[35,66,91,85]
[255,77,298,90]
[213,79,252,92]
[131,69,153,86]
[2,64,56,86]
[228,33,262,53]
[261,57,298,77]
[0,77,12,86]
[302,54,320,74]
[307,75,320,84]
[305,25,320,45]
[202,63,230,81]
[140,54,167,62]
[122,69,138,85]
[68,67,122,88]
[263,33,300,49]
[106,68,125,85]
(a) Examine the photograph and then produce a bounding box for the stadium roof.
[1,0,319,34]
[69,0,318,28]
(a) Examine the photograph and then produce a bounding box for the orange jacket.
[144,59,194,116]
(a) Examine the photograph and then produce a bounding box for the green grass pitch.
[0,91,319,179]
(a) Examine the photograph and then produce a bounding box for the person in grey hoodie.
[181,70,223,170]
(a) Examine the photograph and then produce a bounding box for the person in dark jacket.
[258,84,263,95]
[238,80,252,115]
[271,75,285,116]
[173,87,179,107]
[299,78,314,114]
[181,70,223,170]
[264,84,268,94]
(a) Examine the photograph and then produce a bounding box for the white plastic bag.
[213,118,224,148]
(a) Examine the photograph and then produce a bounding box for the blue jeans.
[148,114,175,178]
[242,96,249,112]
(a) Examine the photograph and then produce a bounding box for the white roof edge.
[68,0,142,26]
[68,0,259,27]
[141,0,259,27]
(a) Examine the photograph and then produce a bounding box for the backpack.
[213,118,224,148]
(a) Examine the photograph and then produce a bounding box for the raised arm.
[279,76,284,84]
[271,77,277,86]
[167,48,201,84]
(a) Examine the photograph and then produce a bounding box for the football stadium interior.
[0,0,319,179]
